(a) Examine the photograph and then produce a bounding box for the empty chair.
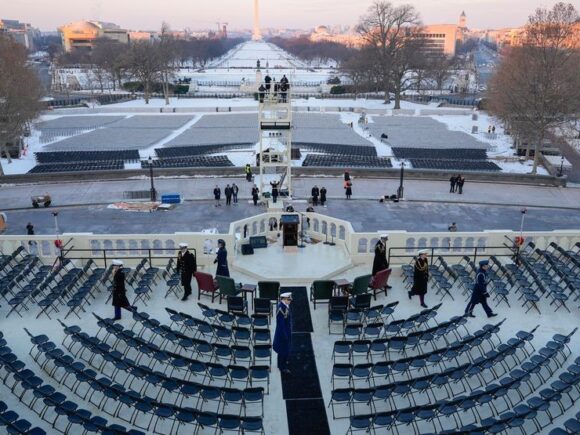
[310,280,335,309]
[194,272,219,303]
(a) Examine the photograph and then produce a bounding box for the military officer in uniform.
[176,242,197,301]
[465,259,498,318]
[273,292,293,374]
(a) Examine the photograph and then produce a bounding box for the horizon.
[3,0,569,32]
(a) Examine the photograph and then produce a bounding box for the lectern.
[280,214,299,248]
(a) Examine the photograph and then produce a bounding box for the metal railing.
[62,247,196,268]
[388,244,515,265]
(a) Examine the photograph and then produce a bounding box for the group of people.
[213,184,239,206]
[258,74,290,103]
[487,125,497,134]
[407,249,498,318]
[310,185,327,206]
[449,174,466,194]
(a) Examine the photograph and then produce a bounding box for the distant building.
[0,19,39,50]
[58,20,129,52]
[128,31,159,42]
[416,25,459,57]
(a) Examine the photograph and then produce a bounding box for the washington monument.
[253,0,262,41]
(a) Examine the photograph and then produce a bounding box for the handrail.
[62,247,197,268]
[387,244,515,265]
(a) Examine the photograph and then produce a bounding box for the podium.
[281,214,299,251]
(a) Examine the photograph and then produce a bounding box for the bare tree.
[0,36,44,174]
[92,38,129,91]
[426,55,456,94]
[488,2,580,173]
[125,40,163,104]
[159,23,178,105]
[355,1,423,108]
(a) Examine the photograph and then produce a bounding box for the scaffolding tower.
[257,83,292,206]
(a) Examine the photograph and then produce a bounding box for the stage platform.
[232,239,352,283]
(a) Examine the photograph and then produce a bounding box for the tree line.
[56,31,244,103]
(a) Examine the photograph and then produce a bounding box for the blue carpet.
[278,287,330,435]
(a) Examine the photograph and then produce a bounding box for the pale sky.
[4,0,579,31]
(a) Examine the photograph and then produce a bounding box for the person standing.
[372,234,390,276]
[270,180,280,203]
[111,260,135,320]
[320,186,327,207]
[245,164,253,182]
[273,292,293,374]
[176,243,197,301]
[449,175,457,193]
[258,84,266,103]
[225,184,232,206]
[457,175,465,194]
[448,222,458,232]
[26,222,34,235]
[344,179,353,199]
[465,259,498,318]
[252,185,260,206]
[408,249,429,308]
[264,74,272,92]
[232,183,239,205]
[213,185,221,207]
[214,239,230,277]
[311,185,319,206]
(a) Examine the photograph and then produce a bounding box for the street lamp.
[397,162,405,199]
[148,156,157,202]
[558,156,565,177]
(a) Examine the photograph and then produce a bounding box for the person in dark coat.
[111,260,135,320]
[344,179,353,199]
[409,249,429,308]
[258,84,266,103]
[214,239,230,277]
[372,234,391,276]
[457,175,465,194]
[320,187,327,206]
[252,185,260,206]
[264,74,272,92]
[232,183,239,204]
[465,260,498,318]
[270,180,280,203]
[311,185,319,206]
[26,222,34,235]
[177,243,197,301]
[344,171,350,181]
[273,292,293,374]
[225,184,232,206]
[449,175,457,193]
[213,185,221,207]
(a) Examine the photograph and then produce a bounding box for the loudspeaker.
[241,244,254,255]
[249,236,267,249]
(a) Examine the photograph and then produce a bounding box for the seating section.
[303,154,392,168]
[156,144,253,159]
[294,143,378,157]
[35,150,140,164]
[408,158,501,171]
[28,161,124,174]
[392,147,488,160]
[142,156,234,169]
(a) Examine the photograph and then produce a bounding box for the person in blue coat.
[465,259,498,318]
[214,239,230,277]
[273,292,293,374]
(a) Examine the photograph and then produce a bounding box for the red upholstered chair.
[195,271,220,303]
[369,268,392,300]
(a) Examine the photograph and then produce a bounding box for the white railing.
[2,213,579,269]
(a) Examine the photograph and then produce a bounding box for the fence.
[1,213,579,270]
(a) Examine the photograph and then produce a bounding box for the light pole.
[397,162,405,199]
[148,156,157,202]
[519,208,527,240]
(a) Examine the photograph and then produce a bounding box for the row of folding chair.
[35,262,96,320]
[27,330,265,423]
[345,352,578,434]
[549,410,580,435]
[344,336,577,433]
[0,256,45,303]
[0,399,46,434]
[127,311,272,366]
[333,318,504,367]
[0,246,28,278]
[67,317,271,392]
[165,308,271,344]
[331,326,536,395]
[0,331,146,435]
